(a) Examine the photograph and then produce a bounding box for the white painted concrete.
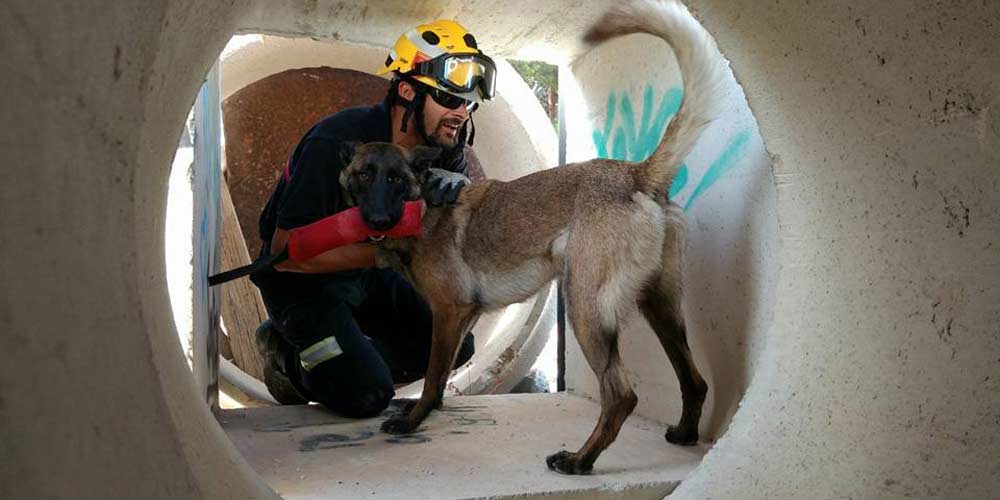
[190,60,223,407]
[2,1,998,500]
[167,134,195,368]
[561,29,778,441]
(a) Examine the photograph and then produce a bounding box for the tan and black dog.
[339,0,727,474]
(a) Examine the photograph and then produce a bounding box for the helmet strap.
[465,112,476,147]
[398,91,417,134]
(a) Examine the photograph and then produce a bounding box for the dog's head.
[339,142,439,230]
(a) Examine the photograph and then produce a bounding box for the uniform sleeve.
[274,138,343,231]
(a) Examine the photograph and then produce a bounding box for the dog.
[339,0,727,475]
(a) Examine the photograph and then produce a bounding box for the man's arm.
[269,228,375,273]
[270,137,378,273]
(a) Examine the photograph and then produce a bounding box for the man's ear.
[340,141,362,166]
[409,145,441,174]
[397,80,416,102]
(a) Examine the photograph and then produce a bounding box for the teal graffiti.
[592,85,682,162]
[669,164,688,199]
[592,85,750,211]
[683,130,750,211]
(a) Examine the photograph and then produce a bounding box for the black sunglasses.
[425,86,478,112]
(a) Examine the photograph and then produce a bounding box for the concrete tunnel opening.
[10,0,995,499]
[167,33,565,408]
[163,16,778,498]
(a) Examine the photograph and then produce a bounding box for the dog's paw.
[381,416,418,435]
[545,450,593,475]
[664,424,699,446]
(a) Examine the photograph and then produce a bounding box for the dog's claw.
[545,450,593,475]
[381,416,417,435]
[664,424,698,446]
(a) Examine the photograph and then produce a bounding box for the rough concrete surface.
[2,1,998,500]
[220,393,705,500]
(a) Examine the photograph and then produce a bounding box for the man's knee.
[320,386,394,419]
[273,301,356,350]
[350,387,395,418]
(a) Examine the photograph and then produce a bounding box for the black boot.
[255,319,310,405]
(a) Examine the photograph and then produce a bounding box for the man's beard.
[429,118,465,148]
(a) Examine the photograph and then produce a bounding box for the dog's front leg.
[381,304,476,435]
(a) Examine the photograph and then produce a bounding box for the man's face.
[397,80,471,149]
[420,90,470,148]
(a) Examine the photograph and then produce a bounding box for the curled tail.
[584,0,728,200]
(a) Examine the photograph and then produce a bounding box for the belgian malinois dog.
[340,0,727,474]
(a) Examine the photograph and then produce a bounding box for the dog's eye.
[388,175,402,184]
[358,172,370,181]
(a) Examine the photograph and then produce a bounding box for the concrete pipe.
[2,1,997,499]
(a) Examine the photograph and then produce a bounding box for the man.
[249,19,498,418]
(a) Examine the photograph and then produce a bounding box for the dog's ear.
[339,141,362,166]
[408,145,441,174]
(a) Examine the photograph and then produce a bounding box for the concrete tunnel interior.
[2,1,998,500]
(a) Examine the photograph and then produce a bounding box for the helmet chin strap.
[464,112,476,147]
[396,83,426,136]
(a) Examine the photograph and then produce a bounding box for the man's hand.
[424,168,470,206]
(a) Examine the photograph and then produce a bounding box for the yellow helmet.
[380,20,496,104]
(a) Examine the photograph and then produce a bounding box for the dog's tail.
[584,0,728,200]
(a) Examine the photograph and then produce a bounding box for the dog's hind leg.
[637,208,706,445]
[546,274,638,475]
[638,282,706,445]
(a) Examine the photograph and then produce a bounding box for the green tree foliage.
[509,59,559,129]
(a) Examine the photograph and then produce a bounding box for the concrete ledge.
[219,393,707,500]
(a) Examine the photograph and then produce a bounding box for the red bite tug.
[287,200,424,261]
[208,200,424,286]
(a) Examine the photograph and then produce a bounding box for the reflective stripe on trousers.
[298,336,343,372]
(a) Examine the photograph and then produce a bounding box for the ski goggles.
[412,53,497,103]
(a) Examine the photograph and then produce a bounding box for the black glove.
[424,168,471,206]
